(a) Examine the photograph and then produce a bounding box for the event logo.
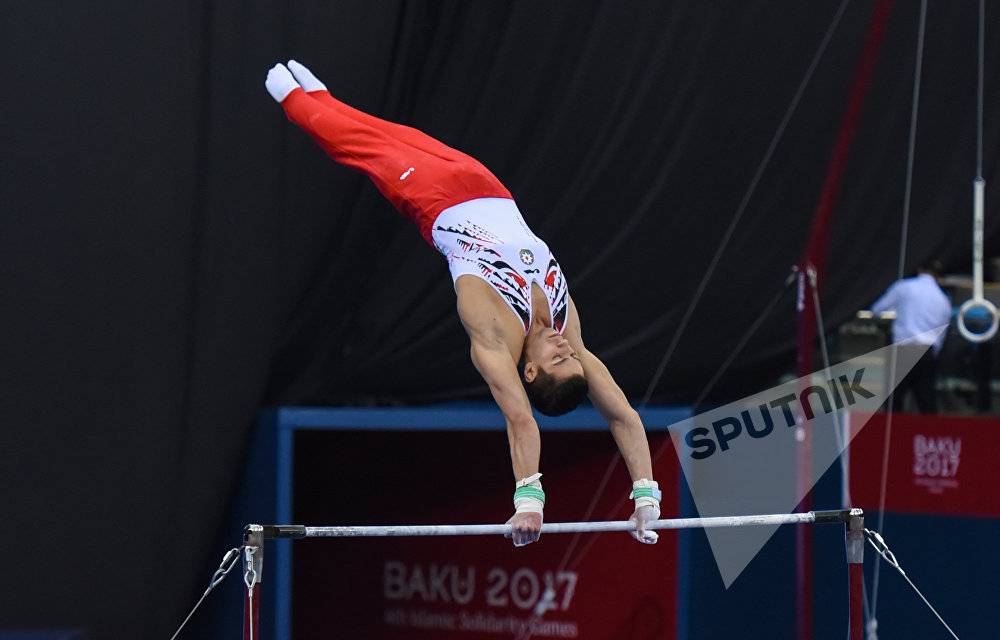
[383,561,580,637]
[912,434,961,495]
[667,327,946,587]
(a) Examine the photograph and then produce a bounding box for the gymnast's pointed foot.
[287,59,327,93]
[265,63,300,103]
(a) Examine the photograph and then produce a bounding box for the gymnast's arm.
[467,336,540,480]
[456,287,540,479]
[461,303,544,546]
[563,297,654,481]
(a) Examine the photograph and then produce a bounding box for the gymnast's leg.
[265,63,409,191]
[285,60,472,163]
[265,62,512,241]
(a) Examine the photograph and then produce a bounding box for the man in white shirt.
[871,260,952,413]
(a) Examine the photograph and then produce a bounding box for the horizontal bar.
[258,509,861,539]
[813,509,859,524]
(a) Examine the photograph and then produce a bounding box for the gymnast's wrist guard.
[630,479,661,509]
[513,473,545,514]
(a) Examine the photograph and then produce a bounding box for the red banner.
[849,412,1000,518]
[293,430,679,639]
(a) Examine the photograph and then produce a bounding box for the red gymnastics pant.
[280,88,513,245]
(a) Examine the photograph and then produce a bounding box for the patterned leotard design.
[542,257,568,333]
[432,198,569,335]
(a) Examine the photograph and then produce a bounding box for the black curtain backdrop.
[2,1,999,638]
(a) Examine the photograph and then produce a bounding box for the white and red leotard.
[432,198,568,335]
[280,88,569,335]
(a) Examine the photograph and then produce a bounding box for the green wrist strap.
[630,487,662,501]
[514,486,546,503]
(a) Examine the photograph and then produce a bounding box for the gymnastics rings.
[956,179,998,343]
[958,3,997,344]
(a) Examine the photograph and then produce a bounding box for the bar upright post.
[846,510,865,639]
[244,525,264,640]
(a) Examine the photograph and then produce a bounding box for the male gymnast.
[265,61,660,547]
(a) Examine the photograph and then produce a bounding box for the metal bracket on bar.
[846,510,865,564]
[244,525,264,579]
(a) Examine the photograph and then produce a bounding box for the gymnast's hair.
[519,354,589,417]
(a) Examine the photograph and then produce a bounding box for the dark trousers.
[892,346,938,414]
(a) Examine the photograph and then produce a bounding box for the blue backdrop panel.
[205,403,689,639]
[678,449,997,639]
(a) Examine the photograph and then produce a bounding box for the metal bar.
[973,178,985,301]
[253,510,860,539]
[813,509,855,524]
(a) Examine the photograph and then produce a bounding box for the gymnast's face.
[523,328,585,383]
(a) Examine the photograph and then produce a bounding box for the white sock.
[287,60,327,93]
[265,63,300,103]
